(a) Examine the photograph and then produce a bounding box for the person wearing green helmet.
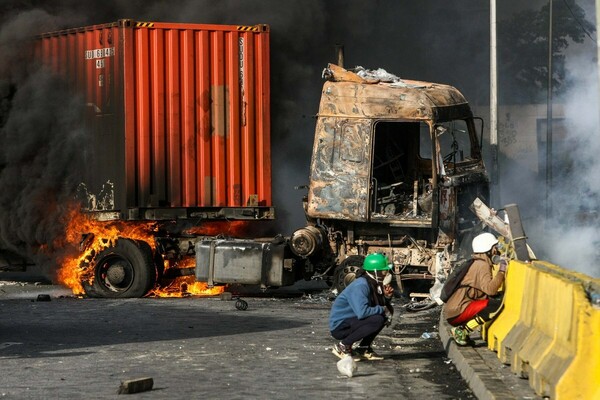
[329,253,395,361]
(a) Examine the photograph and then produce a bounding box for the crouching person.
[329,253,394,361]
[444,232,507,345]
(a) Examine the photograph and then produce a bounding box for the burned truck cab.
[290,64,489,292]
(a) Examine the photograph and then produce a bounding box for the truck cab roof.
[318,64,472,122]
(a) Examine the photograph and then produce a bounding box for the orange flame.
[147,276,225,298]
[148,256,225,297]
[57,208,157,295]
[57,208,226,297]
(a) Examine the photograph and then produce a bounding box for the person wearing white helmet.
[443,232,507,345]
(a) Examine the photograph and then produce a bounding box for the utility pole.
[490,0,499,208]
[546,0,553,220]
[597,0,600,129]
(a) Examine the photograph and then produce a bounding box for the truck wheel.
[332,255,365,293]
[84,238,157,298]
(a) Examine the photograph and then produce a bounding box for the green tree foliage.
[498,0,595,103]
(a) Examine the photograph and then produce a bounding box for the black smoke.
[0,9,89,273]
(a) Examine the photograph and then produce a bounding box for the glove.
[499,260,508,272]
[492,255,508,272]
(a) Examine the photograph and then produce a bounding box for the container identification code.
[84,47,115,60]
[85,47,115,69]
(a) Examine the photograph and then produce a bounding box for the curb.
[438,313,541,400]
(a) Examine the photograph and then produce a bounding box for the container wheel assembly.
[83,238,157,298]
[332,255,365,293]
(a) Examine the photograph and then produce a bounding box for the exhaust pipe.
[335,44,344,68]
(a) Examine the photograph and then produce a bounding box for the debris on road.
[336,355,357,378]
[117,377,154,394]
[235,297,248,310]
[36,294,51,302]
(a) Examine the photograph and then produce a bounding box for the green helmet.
[363,253,391,271]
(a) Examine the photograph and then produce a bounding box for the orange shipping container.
[36,19,272,220]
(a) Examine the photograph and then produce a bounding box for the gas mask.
[366,270,393,288]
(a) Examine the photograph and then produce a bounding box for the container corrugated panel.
[36,19,271,216]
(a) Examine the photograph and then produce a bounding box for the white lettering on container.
[238,37,246,126]
[85,47,115,60]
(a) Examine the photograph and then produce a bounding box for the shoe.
[450,327,469,346]
[356,346,384,361]
[332,342,352,359]
[332,342,361,361]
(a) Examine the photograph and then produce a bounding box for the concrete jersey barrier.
[483,259,600,399]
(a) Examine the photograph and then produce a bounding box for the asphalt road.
[0,281,475,399]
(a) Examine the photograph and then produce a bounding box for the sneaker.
[450,327,469,346]
[356,346,384,361]
[332,342,361,361]
[332,342,352,359]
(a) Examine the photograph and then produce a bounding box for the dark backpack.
[440,259,474,303]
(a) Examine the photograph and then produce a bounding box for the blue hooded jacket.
[329,276,385,332]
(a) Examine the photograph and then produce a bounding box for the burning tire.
[332,255,365,294]
[84,238,157,298]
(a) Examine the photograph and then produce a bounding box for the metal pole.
[546,0,553,220]
[490,0,499,207]
[597,0,600,130]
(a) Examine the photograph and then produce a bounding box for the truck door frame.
[306,117,372,222]
[368,120,436,228]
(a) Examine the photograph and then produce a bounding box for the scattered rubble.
[117,377,154,394]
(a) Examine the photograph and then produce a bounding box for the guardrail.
[484,260,600,399]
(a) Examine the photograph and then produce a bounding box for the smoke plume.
[0,10,89,273]
[495,2,599,278]
[528,50,600,278]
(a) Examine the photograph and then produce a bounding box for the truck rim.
[333,255,365,293]
[96,254,135,293]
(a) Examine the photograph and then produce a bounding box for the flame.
[57,207,226,298]
[147,256,225,297]
[57,208,157,295]
[147,276,225,298]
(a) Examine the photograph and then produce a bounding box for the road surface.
[0,281,476,399]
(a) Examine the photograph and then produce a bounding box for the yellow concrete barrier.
[484,260,600,399]
[484,260,526,356]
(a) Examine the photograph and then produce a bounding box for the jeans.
[330,314,386,348]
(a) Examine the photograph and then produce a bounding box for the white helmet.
[472,233,498,253]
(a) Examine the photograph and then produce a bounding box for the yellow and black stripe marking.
[237,25,259,32]
[135,22,155,28]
